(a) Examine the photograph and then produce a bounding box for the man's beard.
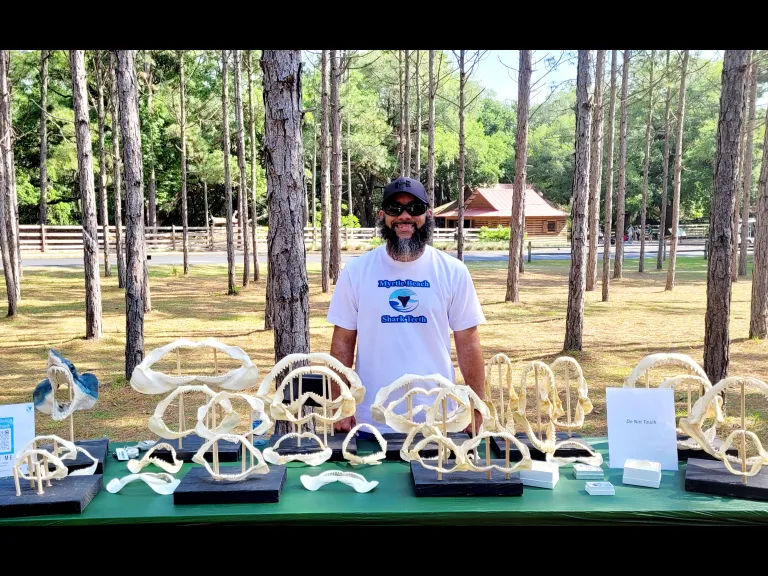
[377,214,434,261]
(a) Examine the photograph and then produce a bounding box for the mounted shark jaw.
[148,385,235,440]
[342,423,387,466]
[13,435,98,496]
[512,360,602,466]
[679,376,768,476]
[130,338,260,395]
[127,442,183,474]
[659,374,724,450]
[461,431,534,474]
[483,353,520,429]
[262,432,333,466]
[371,374,465,433]
[512,361,557,454]
[192,433,270,481]
[623,353,709,387]
[268,366,356,427]
[33,350,99,421]
[549,356,593,431]
[405,430,471,474]
[256,352,365,406]
[194,391,272,440]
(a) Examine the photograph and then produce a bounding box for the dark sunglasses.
[382,202,428,217]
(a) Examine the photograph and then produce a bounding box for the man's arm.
[329,325,357,431]
[454,325,485,434]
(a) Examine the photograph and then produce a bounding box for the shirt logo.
[389,288,419,313]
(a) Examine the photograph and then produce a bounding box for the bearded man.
[326,176,486,434]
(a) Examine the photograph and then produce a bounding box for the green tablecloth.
[2,437,768,525]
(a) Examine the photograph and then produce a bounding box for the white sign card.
[0,403,35,478]
[606,388,678,470]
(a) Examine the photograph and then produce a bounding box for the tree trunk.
[505,50,531,303]
[144,55,157,231]
[110,52,126,288]
[457,50,466,262]
[39,50,49,225]
[639,50,655,273]
[179,51,190,275]
[247,50,260,282]
[346,64,352,219]
[203,180,210,248]
[586,50,605,291]
[749,104,768,339]
[665,51,690,291]
[704,49,750,384]
[0,50,20,303]
[404,49,410,177]
[613,50,630,280]
[657,50,672,271]
[116,50,147,379]
[564,50,593,352]
[519,213,525,273]
[312,103,318,228]
[233,50,250,287]
[428,50,435,209]
[398,50,404,175]
[94,53,112,278]
[261,49,310,361]
[221,51,236,296]
[602,51,618,302]
[69,50,103,340]
[320,50,330,293]
[312,92,318,230]
[0,112,16,316]
[330,50,342,284]
[732,118,745,283]
[739,50,757,277]
[415,51,421,179]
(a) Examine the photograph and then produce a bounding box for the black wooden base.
[148,434,240,463]
[40,438,109,474]
[685,458,768,501]
[266,432,354,462]
[0,474,103,518]
[383,432,470,461]
[410,460,523,497]
[490,431,589,461]
[173,465,287,505]
[676,435,739,462]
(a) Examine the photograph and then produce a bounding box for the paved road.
[12,242,711,268]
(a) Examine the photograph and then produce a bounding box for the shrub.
[478,226,510,242]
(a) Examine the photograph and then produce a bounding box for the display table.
[2,438,768,526]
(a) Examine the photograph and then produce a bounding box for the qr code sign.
[0,428,10,454]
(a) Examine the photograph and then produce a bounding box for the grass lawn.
[1,255,766,443]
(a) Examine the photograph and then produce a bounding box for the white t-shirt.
[326,245,486,430]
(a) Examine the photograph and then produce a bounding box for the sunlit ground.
[0,256,765,442]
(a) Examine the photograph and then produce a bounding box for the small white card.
[574,464,603,473]
[0,403,35,478]
[606,388,678,470]
[586,481,614,490]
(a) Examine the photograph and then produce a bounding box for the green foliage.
[313,211,361,229]
[478,226,510,242]
[5,49,759,233]
[342,214,360,228]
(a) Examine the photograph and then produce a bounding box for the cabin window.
[547,221,556,232]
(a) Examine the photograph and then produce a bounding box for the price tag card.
[0,403,35,478]
[606,388,678,470]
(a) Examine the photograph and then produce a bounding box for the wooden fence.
[19,224,569,252]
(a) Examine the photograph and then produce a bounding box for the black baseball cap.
[382,176,429,205]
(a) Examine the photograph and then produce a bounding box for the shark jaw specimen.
[33,350,99,421]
